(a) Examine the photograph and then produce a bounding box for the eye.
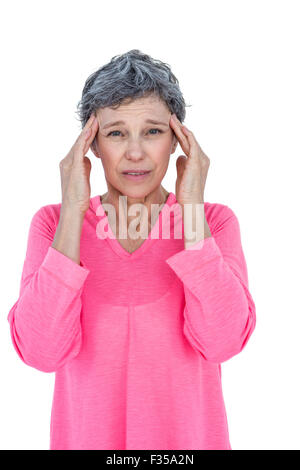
[107,128,163,137]
[108,130,121,137]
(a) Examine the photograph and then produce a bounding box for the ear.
[90,139,101,159]
[170,134,178,154]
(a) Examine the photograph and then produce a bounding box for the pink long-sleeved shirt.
[7,191,256,450]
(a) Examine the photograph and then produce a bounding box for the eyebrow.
[102,119,169,129]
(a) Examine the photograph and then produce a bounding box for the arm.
[7,205,90,373]
[165,204,256,364]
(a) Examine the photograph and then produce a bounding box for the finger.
[73,114,96,149]
[175,156,186,200]
[83,113,96,131]
[176,155,187,178]
[181,125,197,146]
[82,117,99,155]
[83,156,92,175]
[75,115,98,162]
[169,114,190,155]
[181,125,207,161]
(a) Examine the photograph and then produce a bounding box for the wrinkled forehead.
[97,95,170,125]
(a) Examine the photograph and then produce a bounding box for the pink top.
[7,191,256,450]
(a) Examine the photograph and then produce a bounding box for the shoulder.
[204,201,239,234]
[29,201,62,237]
[29,196,95,234]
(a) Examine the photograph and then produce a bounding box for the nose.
[124,140,145,161]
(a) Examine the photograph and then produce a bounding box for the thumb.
[83,156,92,175]
[176,155,187,179]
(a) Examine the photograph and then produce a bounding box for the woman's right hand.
[59,114,99,215]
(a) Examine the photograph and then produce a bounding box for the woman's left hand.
[169,114,210,207]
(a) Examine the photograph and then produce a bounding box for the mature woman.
[7,49,256,450]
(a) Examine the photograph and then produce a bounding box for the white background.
[1,0,299,450]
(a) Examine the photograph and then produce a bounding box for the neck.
[100,186,169,233]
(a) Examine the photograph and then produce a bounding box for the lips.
[122,170,151,175]
[121,171,152,181]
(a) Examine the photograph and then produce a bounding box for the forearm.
[52,205,85,265]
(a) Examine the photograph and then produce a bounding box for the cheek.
[97,135,112,154]
[152,153,171,177]
[152,139,173,163]
[150,135,172,152]
[101,154,118,175]
[97,138,120,164]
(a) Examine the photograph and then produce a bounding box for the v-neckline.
[89,191,177,260]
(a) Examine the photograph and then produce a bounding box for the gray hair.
[75,49,191,150]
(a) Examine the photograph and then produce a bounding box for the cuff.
[41,246,90,291]
[165,236,222,287]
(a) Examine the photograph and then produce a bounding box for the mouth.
[121,170,152,181]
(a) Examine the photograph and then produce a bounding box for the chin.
[120,184,161,200]
[120,188,151,199]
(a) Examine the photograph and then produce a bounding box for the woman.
[7,49,256,450]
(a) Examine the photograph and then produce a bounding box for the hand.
[169,114,210,207]
[59,114,99,215]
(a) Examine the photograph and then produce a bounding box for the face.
[91,94,178,199]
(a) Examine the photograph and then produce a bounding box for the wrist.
[60,203,86,220]
[59,209,85,231]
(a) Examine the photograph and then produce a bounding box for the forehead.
[97,95,170,123]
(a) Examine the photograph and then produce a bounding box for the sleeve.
[165,205,256,364]
[7,206,90,373]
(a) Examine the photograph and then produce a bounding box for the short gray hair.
[75,49,191,150]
